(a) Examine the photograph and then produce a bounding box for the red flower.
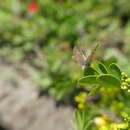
[29,2,39,13]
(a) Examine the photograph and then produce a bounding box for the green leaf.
[98,62,108,74]
[97,74,121,88]
[78,75,98,87]
[109,63,121,80]
[84,66,99,76]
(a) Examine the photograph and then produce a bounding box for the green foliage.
[98,63,108,74]
[79,62,121,90]
[1,1,130,129]
[78,75,98,87]
[74,60,130,130]
[97,74,121,88]
[109,63,122,80]
[84,67,99,76]
[1,0,130,101]
[74,109,96,130]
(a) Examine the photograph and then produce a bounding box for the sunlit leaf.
[109,63,121,80]
[97,74,121,88]
[78,75,98,87]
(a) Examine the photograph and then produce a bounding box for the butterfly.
[73,43,99,68]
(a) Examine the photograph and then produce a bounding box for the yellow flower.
[94,116,108,128]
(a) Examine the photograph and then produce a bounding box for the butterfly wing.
[73,46,87,66]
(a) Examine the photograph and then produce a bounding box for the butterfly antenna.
[91,43,99,56]
[85,43,99,66]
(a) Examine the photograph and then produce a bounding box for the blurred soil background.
[0,61,73,130]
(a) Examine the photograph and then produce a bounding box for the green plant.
[1,0,130,101]
[74,45,130,130]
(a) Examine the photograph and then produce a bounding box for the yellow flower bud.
[81,92,87,99]
[74,96,81,103]
[78,103,85,110]
[125,78,130,83]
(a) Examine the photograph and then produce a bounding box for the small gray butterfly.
[73,43,99,68]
